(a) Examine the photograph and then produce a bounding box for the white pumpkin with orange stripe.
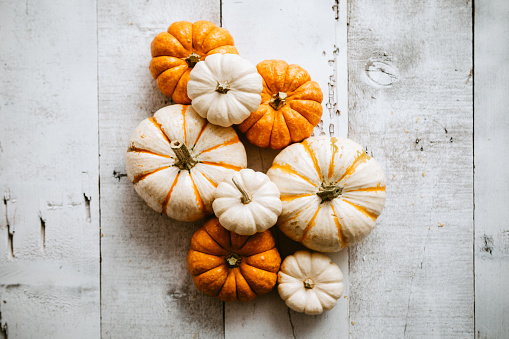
[126,104,247,222]
[266,136,386,252]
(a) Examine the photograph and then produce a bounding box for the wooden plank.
[222,0,349,337]
[0,0,100,338]
[347,0,474,337]
[474,0,509,338]
[97,1,225,338]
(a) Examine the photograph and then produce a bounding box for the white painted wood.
[97,1,225,338]
[474,0,509,338]
[0,0,100,338]
[348,0,474,337]
[222,1,349,338]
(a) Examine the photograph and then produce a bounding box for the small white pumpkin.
[187,53,263,127]
[212,169,282,235]
[278,250,344,315]
[267,136,386,252]
[126,105,247,222]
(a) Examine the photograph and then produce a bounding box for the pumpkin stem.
[232,176,251,204]
[185,52,201,68]
[269,92,287,110]
[316,183,343,203]
[216,80,231,94]
[170,140,197,171]
[303,278,315,289]
[225,252,242,268]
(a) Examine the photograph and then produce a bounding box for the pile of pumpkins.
[126,20,386,315]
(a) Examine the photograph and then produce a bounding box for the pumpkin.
[126,105,247,222]
[187,217,281,302]
[266,136,386,252]
[187,53,263,127]
[237,59,323,149]
[149,20,238,104]
[278,250,344,315]
[212,168,282,235]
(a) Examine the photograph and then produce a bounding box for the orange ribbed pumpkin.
[238,60,323,149]
[149,20,238,104]
[187,217,281,302]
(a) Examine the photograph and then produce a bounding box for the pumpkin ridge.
[200,27,222,54]
[330,203,346,248]
[270,163,317,188]
[344,184,386,193]
[161,172,180,214]
[189,172,207,214]
[215,269,235,297]
[202,223,231,252]
[127,146,172,158]
[301,140,322,181]
[299,206,321,242]
[197,135,240,155]
[337,151,371,182]
[149,117,172,145]
[342,199,378,221]
[194,168,218,188]
[181,105,187,144]
[200,161,243,171]
[234,267,257,301]
[193,120,209,147]
[280,193,314,202]
[132,166,169,184]
[328,138,339,180]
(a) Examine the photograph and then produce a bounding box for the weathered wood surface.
[348,0,474,338]
[474,1,509,338]
[97,1,224,338]
[2,0,509,338]
[222,0,349,338]
[0,0,100,338]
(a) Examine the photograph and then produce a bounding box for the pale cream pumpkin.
[126,105,247,222]
[266,136,386,252]
[187,53,263,127]
[278,250,344,315]
[212,169,282,235]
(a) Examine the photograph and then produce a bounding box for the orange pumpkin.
[237,60,323,149]
[149,20,238,104]
[187,217,281,302]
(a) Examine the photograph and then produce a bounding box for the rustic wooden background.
[1,0,507,338]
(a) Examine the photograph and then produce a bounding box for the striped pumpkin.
[266,136,386,252]
[126,105,247,222]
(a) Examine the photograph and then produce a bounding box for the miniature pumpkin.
[237,59,323,149]
[266,136,386,252]
[149,20,238,104]
[187,53,263,127]
[187,217,281,302]
[212,168,282,235]
[126,105,247,222]
[278,250,344,315]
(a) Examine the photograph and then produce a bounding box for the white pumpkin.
[278,250,344,315]
[267,136,386,252]
[212,168,282,235]
[187,53,263,127]
[126,105,247,222]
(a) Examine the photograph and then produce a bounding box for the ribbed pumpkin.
[187,217,281,302]
[238,59,323,149]
[149,20,238,104]
[267,136,386,252]
[126,105,247,222]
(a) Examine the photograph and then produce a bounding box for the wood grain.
[348,0,474,337]
[98,1,224,338]
[0,0,100,338]
[222,0,349,338]
[474,1,509,338]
